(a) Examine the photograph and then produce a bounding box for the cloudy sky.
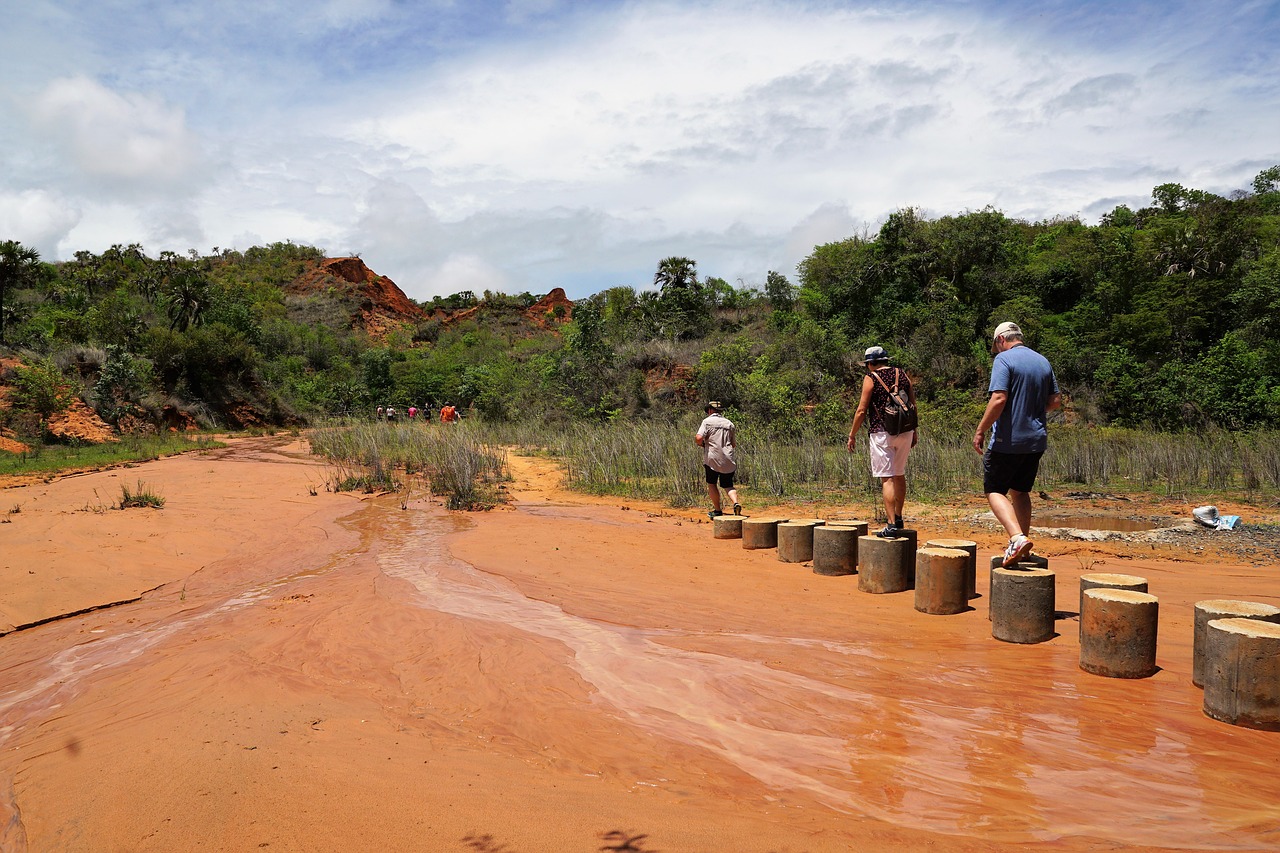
[3,0,1278,301]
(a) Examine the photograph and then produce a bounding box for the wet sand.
[1,436,1278,852]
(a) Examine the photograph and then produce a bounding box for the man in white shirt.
[695,401,741,519]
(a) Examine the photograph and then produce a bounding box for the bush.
[10,359,74,418]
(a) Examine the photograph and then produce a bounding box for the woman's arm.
[846,375,874,452]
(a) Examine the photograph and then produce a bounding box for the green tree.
[653,256,711,340]
[1186,333,1279,428]
[1251,165,1280,195]
[764,271,796,312]
[158,252,211,332]
[0,240,42,344]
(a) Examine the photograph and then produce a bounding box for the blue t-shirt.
[987,345,1058,454]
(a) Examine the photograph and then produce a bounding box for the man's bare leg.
[987,491,1023,538]
[1010,489,1032,535]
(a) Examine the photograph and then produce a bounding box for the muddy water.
[3,482,1277,852]
[378,507,1278,849]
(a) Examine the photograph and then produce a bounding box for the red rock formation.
[524,288,574,327]
[46,399,118,445]
[287,257,424,339]
[429,288,574,333]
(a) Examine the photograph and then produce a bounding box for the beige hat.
[706,401,723,412]
[991,321,1022,352]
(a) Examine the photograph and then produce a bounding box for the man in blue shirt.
[972,322,1061,566]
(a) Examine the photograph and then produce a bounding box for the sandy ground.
[1,435,1279,853]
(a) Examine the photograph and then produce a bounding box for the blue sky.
[3,0,1278,301]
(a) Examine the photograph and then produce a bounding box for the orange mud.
[1,436,1278,852]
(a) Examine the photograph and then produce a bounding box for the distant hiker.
[440,403,459,423]
[376,406,384,421]
[846,346,918,538]
[695,401,740,519]
[408,406,418,420]
[973,322,1061,566]
[386,406,397,421]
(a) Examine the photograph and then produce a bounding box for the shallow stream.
[375,506,1275,849]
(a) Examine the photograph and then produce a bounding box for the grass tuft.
[119,480,165,509]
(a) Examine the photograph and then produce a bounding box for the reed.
[308,418,508,509]
[309,416,1279,511]
[481,420,1280,507]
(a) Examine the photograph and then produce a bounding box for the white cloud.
[0,190,82,258]
[26,76,206,196]
[2,1,1277,301]
[423,253,511,296]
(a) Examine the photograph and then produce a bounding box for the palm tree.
[0,240,42,345]
[159,253,210,332]
[653,256,698,293]
[652,256,709,341]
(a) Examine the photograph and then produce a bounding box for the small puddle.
[1036,515,1165,532]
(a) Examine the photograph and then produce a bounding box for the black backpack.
[871,368,918,435]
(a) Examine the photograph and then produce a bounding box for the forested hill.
[1,167,1278,446]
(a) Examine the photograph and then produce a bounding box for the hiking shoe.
[732,503,741,516]
[875,523,900,539]
[1002,535,1034,567]
[708,510,723,520]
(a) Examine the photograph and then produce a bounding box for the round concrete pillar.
[1079,572,1148,617]
[1080,589,1159,678]
[988,554,1050,620]
[991,568,1056,643]
[712,515,744,539]
[824,521,867,566]
[812,525,858,576]
[777,521,821,562]
[914,547,970,615]
[1193,600,1280,688]
[858,536,913,594]
[1203,618,1280,731]
[927,538,977,599]
[742,517,787,550]
[892,529,918,585]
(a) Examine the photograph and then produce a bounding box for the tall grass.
[308,419,508,509]
[309,416,1280,511]
[482,420,1280,508]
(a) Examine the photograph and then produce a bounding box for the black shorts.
[983,450,1043,495]
[704,466,735,489]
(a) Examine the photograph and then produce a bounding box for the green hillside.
[2,167,1278,449]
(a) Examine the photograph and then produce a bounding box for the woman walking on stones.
[846,346,918,538]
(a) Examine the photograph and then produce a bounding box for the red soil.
[0,438,1277,851]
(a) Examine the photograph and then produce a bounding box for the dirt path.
[1,442,1278,851]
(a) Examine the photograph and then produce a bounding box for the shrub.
[119,480,165,508]
[10,359,74,418]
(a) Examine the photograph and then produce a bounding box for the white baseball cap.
[991,321,1022,352]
